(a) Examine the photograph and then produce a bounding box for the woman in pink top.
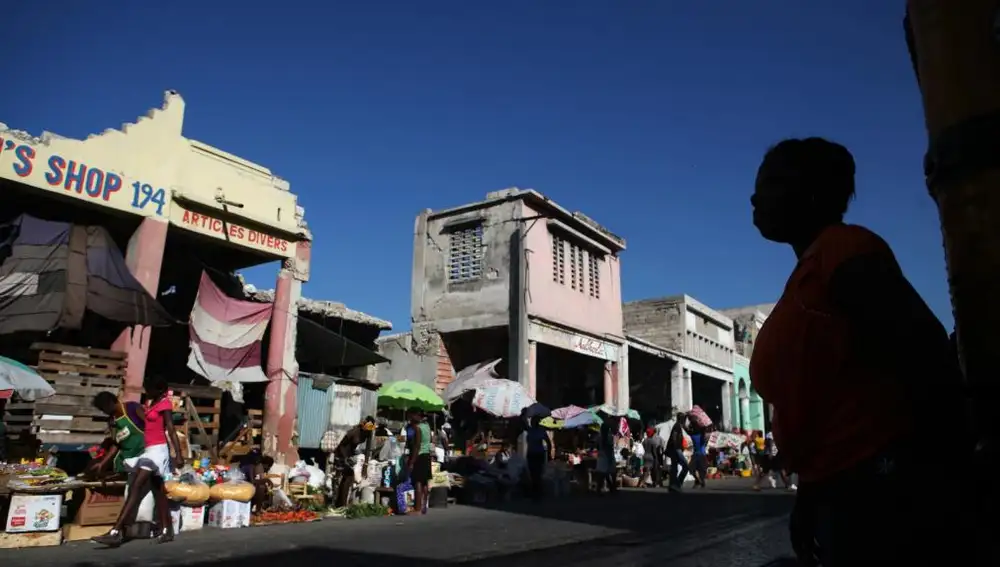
[94,376,183,547]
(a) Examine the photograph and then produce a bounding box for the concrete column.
[527,340,537,399]
[112,217,168,402]
[508,223,529,390]
[669,364,684,413]
[720,382,733,430]
[603,360,619,408]
[740,397,751,431]
[683,369,694,411]
[263,242,309,465]
[617,343,630,411]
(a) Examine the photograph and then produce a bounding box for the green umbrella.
[377,380,445,411]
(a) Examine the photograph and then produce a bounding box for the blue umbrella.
[563,410,603,429]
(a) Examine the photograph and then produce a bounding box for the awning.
[296,316,388,370]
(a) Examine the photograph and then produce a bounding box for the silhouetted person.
[749,137,968,565]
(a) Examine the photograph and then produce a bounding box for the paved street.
[7,479,797,567]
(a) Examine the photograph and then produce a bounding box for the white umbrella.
[0,355,55,401]
[469,379,537,418]
[443,358,502,401]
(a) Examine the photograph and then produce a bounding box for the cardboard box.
[170,507,181,535]
[179,504,205,532]
[206,500,250,529]
[75,487,125,526]
[5,494,62,533]
[63,523,114,542]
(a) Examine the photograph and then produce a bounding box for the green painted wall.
[732,358,765,432]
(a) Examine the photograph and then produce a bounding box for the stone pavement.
[6,479,797,567]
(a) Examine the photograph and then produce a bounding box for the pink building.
[409,188,628,410]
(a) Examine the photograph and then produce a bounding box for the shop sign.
[528,321,619,361]
[0,137,169,218]
[572,336,608,358]
[171,206,292,257]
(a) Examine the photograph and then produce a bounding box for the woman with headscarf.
[748,137,969,565]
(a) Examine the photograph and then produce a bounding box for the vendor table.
[1,479,125,496]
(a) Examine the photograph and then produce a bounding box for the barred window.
[588,254,601,298]
[552,234,565,284]
[569,243,583,292]
[573,246,584,293]
[447,224,484,283]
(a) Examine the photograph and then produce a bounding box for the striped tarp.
[187,271,271,383]
[0,214,172,334]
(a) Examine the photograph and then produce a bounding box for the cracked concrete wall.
[374,328,443,390]
[623,298,686,351]
[411,200,521,333]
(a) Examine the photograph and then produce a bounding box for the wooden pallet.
[0,531,62,549]
[218,408,262,462]
[167,384,221,454]
[3,343,124,447]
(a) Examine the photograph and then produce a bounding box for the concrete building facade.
[409,188,629,411]
[721,304,775,432]
[0,91,311,463]
[624,295,735,427]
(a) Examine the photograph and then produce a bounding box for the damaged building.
[394,188,630,411]
[0,91,391,465]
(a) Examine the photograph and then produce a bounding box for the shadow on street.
[8,486,795,567]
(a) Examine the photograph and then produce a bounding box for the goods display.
[209,481,254,503]
[1,461,71,491]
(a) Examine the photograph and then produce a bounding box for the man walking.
[666,414,690,492]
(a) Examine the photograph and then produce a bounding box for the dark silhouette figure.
[748,137,969,566]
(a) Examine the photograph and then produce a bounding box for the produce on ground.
[251,508,319,525]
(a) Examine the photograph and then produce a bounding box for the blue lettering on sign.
[0,140,172,216]
[44,156,123,202]
[130,182,167,216]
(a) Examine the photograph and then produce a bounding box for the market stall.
[0,460,130,548]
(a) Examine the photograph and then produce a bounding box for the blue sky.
[3,1,953,331]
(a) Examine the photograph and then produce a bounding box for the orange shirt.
[750,224,915,483]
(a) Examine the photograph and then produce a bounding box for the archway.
[737,379,750,431]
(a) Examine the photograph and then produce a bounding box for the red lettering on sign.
[180,210,289,252]
[574,337,606,357]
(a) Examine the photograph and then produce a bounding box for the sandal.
[155,531,174,544]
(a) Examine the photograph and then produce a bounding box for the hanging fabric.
[187,271,271,384]
[0,214,173,334]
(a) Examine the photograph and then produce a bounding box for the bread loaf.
[209,481,255,502]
